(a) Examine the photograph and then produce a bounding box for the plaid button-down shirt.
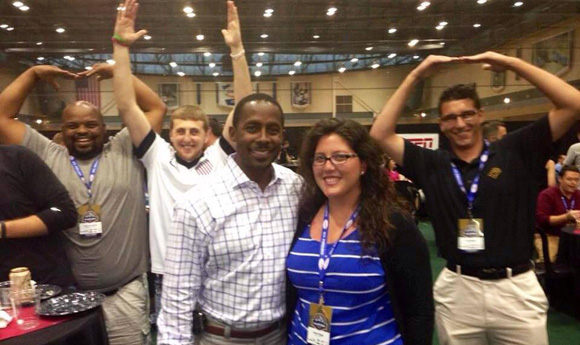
[158,155,302,345]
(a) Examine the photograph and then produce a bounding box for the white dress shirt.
[157,155,302,345]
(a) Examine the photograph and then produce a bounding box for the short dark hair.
[232,93,284,128]
[560,165,580,177]
[208,117,222,137]
[438,84,481,115]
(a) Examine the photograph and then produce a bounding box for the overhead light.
[338,66,346,73]
[371,62,380,69]
[12,1,23,7]
[144,35,152,40]
[177,72,185,77]
[365,46,373,51]
[439,21,448,26]
[169,62,178,68]
[85,66,92,70]
[420,112,427,118]
[473,23,481,28]
[19,5,29,11]
[213,72,219,77]
[294,61,302,66]
[117,5,125,10]
[326,11,336,16]
[413,55,420,59]
[35,119,42,125]
[6,27,14,31]
[209,62,216,68]
[327,7,337,12]
[417,1,430,10]
[504,97,511,104]
[56,27,65,33]
[408,39,419,47]
[258,52,265,56]
[313,35,320,39]
[388,28,397,34]
[37,57,44,61]
[440,42,446,46]
[187,13,196,18]
[260,34,269,38]
[436,25,444,30]
[36,41,42,45]
[388,53,397,58]
[106,59,116,65]
[477,0,487,3]
[0,25,8,29]
[513,1,523,7]
[288,70,296,75]
[265,9,274,14]
[64,55,75,61]
[256,62,263,67]
[204,52,212,56]
[263,13,272,17]
[351,57,359,63]
[183,6,193,14]
[254,70,262,77]
[196,34,204,40]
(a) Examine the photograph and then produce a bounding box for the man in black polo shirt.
[370,51,580,345]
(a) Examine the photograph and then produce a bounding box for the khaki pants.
[199,316,287,345]
[534,234,560,263]
[434,268,548,345]
[102,274,151,345]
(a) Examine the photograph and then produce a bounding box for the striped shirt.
[287,225,403,345]
[157,155,302,345]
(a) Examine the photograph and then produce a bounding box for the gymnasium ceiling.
[0,0,579,78]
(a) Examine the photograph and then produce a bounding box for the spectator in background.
[205,117,223,148]
[564,127,580,171]
[482,120,507,142]
[0,145,77,286]
[536,165,580,262]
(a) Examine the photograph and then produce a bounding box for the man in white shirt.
[110,0,252,322]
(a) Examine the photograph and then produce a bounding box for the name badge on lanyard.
[70,156,103,238]
[307,203,359,345]
[452,142,489,253]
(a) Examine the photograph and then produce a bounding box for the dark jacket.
[286,212,434,345]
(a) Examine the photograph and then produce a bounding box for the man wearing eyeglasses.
[370,51,580,345]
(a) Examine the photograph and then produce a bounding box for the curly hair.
[297,118,408,252]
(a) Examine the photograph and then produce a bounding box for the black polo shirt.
[402,116,552,268]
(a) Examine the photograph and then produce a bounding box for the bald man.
[0,64,166,345]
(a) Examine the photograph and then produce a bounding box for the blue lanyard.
[69,156,100,199]
[450,141,489,217]
[317,202,359,304]
[561,196,575,211]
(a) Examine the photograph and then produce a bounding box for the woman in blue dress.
[286,118,433,345]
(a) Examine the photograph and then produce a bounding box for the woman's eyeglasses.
[313,153,358,166]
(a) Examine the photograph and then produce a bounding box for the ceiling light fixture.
[254,70,262,77]
[439,21,448,26]
[85,66,92,70]
[196,34,204,40]
[504,97,511,103]
[413,55,420,59]
[36,41,42,45]
[477,0,487,4]
[6,27,14,31]
[263,13,272,17]
[513,2,523,7]
[365,46,373,51]
[256,62,263,67]
[294,61,302,66]
[37,57,44,61]
[473,23,481,28]
[204,52,211,57]
[177,72,185,77]
[36,119,42,125]
[0,25,8,29]
[144,35,152,40]
[12,1,23,7]
[388,53,397,58]
[209,62,216,68]
[19,5,29,11]
[436,25,444,30]
[183,6,193,13]
[56,27,65,33]
[169,62,178,68]
[288,70,296,75]
[417,1,430,11]
[260,34,269,38]
[265,9,274,14]
[421,112,427,118]
[338,66,346,73]
[351,57,359,63]
[106,59,116,65]
[388,28,397,34]
[187,13,195,18]
[371,62,380,69]
[313,35,320,39]
[213,72,219,77]
[258,52,265,56]
[408,39,419,47]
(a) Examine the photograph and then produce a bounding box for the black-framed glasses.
[313,153,358,166]
[440,110,478,124]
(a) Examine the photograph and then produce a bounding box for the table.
[558,226,580,318]
[0,307,108,345]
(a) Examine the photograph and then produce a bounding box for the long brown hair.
[298,118,408,252]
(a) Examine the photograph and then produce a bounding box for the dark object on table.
[38,291,105,317]
[1,306,108,345]
[37,284,62,300]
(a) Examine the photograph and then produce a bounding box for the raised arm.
[461,51,580,141]
[221,0,251,147]
[0,66,77,144]
[370,55,457,165]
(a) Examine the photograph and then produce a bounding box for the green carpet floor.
[417,220,580,345]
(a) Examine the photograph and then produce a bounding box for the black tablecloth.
[558,227,580,318]
[0,307,108,345]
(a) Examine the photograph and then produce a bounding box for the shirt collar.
[225,153,281,189]
[175,152,204,169]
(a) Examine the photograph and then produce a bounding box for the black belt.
[204,321,281,339]
[446,262,532,280]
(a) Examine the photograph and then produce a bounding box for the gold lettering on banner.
[487,167,502,179]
